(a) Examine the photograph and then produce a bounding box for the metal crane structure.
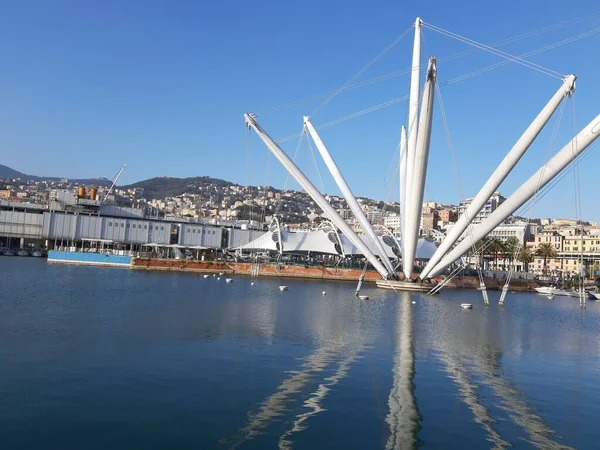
[101,164,127,205]
[245,17,600,291]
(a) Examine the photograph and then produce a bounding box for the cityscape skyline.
[1,1,599,222]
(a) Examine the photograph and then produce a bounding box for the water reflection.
[385,293,420,450]
[278,344,364,450]
[424,293,576,449]
[225,285,379,449]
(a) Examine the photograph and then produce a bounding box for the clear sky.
[1,0,599,221]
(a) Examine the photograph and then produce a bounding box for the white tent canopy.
[238,230,438,260]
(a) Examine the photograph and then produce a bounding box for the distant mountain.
[0,164,31,180]
[120,176,241,199]
[0,164,112,186]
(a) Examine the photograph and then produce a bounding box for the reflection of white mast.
[278,344,364,450]
[427,300,575,449]
[226,345,339,449]
[438,352,511,448]
[386,293,419,449]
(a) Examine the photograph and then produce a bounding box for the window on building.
[109,222,113,226]
[193,229,196,233]
[121,223,124,227]
[161,226,164,231]
[144,225,147,229]
[132,224,136,229]
[155,226,158,230]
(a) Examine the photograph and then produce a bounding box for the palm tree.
[536,242,557,275]
[503,236,520,270]
[518,246,534,272]
[468,236,490,271]
[488,238,505,271]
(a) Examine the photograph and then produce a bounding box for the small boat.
[460,303,473,309]
[225,278,233,283]
[358,295,369,300]
[412,300,416,304]
[203,274,210,279]
[1,248,15,256]
[279,286,288,291]
[250,282,255,286]
[31,250,43,257]
[535,286,572,297]
[16,249,30,257]
[590,292,600,300]
[322,291,326,295]
[212,274,216,277]
[219,272,224,276]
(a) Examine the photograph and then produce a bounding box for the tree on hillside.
[536,242,557,275]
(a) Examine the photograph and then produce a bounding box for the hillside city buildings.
[2,175,599,279]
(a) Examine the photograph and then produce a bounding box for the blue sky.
[1,0,599,221]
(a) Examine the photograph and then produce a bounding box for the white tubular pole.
[399,126,407,255]
[404,17,422,246]
[419,74,577,279]
[402,57,436,280]
[244,113,391,279]
[304,117,397,277]
[429,113,600,278]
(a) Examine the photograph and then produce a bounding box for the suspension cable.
[257,13,600,115]
[310,23,415,116]
[422,22,565,79]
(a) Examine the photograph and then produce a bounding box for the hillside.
[0,164,112,186]
[120,176,242,199]
[0,164,33,180]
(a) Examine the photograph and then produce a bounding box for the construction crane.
[101,164,126,205]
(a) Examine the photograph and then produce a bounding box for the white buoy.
[322,291,326,295]
[219,272,224,276]
[460,303,473,309]
[213,274,216,277]
[225,278,233,283]
[358,295,369,300]
[217,277,220,280]
[412,300,416,304]
[279,286,288,291]
[203,274,209,279]
[251,282,255,286]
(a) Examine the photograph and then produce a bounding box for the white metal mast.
[398,126,407,251]
[403,17,422,261]
[403,57,436,280]
[102,164,126,205]
[428,113,600,278]
[244,113,393,279]
[304,116,397,277]
[419,75,577,280]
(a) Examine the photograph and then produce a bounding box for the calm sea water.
[1,257,599,449]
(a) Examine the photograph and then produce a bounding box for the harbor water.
[1,257,599,449]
